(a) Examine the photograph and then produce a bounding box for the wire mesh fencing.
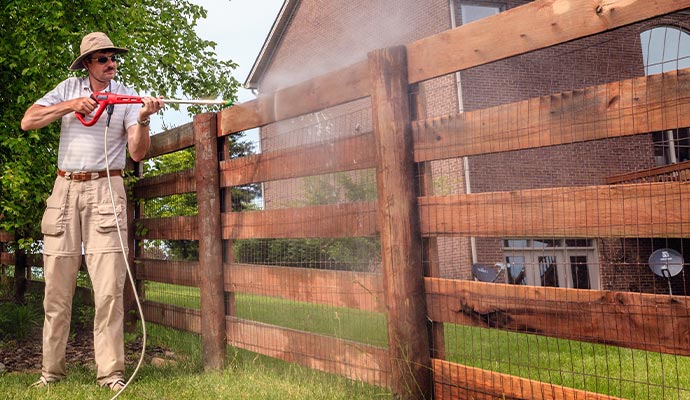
[127,3,690,399]
[417,11,690,400]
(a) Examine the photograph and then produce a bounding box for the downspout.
[667,130,678,164]
[449,0,477,264]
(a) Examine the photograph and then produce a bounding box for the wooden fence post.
[368,45,432,399]
[194,112,226,370]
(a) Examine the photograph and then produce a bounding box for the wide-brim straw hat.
[69,32,128,71]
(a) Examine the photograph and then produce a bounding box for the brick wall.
[256,0,690,290]
[260,0,451,93]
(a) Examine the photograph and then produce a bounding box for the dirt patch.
[0,326,166,374]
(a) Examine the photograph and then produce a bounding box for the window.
[652,128,690,165]
[459,2,502,25]
[502,239,599,289]
[640,26,690,75]
[641,26,690,165]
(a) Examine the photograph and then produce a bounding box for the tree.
[141,137,260,261]
[235,171,380,272]
[0,0,240,302]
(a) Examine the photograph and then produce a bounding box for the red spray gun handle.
[75,92,143,126]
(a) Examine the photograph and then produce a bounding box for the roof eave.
[244,0,300,91]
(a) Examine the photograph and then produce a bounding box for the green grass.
[145,282,388,346]
[9,282,686,398]
[443,325,690,400]
[0,323,390,400]
[145,282,690,399]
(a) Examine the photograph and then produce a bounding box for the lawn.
[4,281,689,399]
[145,282,690,400]
[0,323,390,400]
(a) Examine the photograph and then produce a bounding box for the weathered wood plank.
[0,231,13,242]
[216,1,690,138]
[137,259,199,287]
[194,112,226,369]
[217,97,274,137]
[419,181,690,238]
[369,46,431,399]
[0,253,12,265]
[225,263,384,313]
[133,169,196,199]
[406,0,690,84]
[136,216,198,240]
[222,202,378,239]
[272,60,370,122]
[413,68,690,162]
[433,359,623,400]
[425,277,690,357]
[142,301,201,334]
[219,133,376,187]
[219,61,370,136]
[0,253,43,266]
[146,123,194,159]
[226,316,390,388]
[606,159,690,184]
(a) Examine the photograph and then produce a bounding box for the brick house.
[245,0,690,294]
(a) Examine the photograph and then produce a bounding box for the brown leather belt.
[58,169,121,181]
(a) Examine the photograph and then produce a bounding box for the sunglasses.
[91,55,119,64]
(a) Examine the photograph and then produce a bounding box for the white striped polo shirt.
[36,77,140,171]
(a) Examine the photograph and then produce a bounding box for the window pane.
[539,256,559,287]
[533,239,561,248]
[565,239,591,247]
[640,26,690,75]
[506,256,526,285]
[570,256,591,289]
[460,4,500,25]
[504,239,528,248]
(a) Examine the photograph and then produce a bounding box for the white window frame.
[503,239,600,289]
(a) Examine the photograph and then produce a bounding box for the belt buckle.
[71,171,97,181]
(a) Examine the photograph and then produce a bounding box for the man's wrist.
[137,117,151,127]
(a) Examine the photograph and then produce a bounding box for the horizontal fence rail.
[115,1,690,398]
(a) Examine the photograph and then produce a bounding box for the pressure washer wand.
[75,92,233,126]
[164,99,231,106]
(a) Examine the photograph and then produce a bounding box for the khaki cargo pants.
[40,174,128,386]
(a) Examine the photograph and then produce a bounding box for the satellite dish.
[649,248,684,278]
[472,263,500,283]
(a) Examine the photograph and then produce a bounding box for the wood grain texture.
[426,277,690,356]
[419,181,690,238]
[433,358,624,400]
[406,0,690,83]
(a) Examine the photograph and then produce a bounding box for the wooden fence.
[4,0,690,399]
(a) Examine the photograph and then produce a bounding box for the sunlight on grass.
[1,323,389,400]
[145,282,388,346]
[143,282,690,399]
[444,324,690,400]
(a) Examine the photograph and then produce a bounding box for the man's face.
[84,50,119,82]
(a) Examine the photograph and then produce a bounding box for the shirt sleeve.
[123,87,140,129]
[35,79,71,107]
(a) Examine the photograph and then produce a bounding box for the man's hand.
[70,96,99,115]
[138,96,165,122]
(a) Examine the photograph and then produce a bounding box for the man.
[21,32,163,392]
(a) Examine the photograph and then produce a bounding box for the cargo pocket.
[96,202,126,233]
[41,195,66,236]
